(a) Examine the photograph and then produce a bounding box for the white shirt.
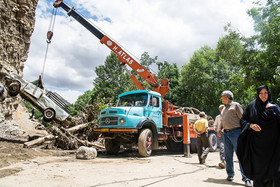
[214,114,222,131]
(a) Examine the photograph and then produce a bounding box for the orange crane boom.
[53,0,169,97]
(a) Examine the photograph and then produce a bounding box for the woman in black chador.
[237,85,280,187]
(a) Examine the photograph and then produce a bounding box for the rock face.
[0,0,39,133]
[0,0,38,76]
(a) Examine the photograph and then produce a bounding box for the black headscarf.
[255,85,273,122]
[237,85,280,181]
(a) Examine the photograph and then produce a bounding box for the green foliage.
[70,0,280,118]
[175,46,225,117]
[93,52,131,101]
[140,51,157,72]
[244,0,280,104]
[70,52,133,116]
[70,89,114,117]
[25,101,40,119]
[156,61,180,103]
[130,52,158,91]
[70,90,96,116]
[24,101,52,127]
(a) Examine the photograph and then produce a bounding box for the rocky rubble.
[0,0,39,139]
[0,103,48,142]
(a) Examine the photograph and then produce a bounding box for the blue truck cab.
[94,90,162,156]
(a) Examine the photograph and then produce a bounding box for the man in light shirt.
[214,104,225,168]
[219,90,252,187]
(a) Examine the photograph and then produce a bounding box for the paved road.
[0,151,247,187]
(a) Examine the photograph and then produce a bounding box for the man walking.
[30,107,35,119]
[214,104,225,169]
[194,112,210,164]
[218,90,252,187]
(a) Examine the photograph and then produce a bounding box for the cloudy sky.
[23,0,256,103]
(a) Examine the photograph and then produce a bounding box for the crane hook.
[47,31,54,44]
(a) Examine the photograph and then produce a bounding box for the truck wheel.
[8,81,21,96]
[138,129,153,157]
[43,108,55,122]
[190,138,197,153]
[208,132,218,152]
[105,139,120,155]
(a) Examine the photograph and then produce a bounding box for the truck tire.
[8,81,21,96]
[208,132,218,152]
[105,139,120,155]
[43,108,55,122]
[138,128,153,157]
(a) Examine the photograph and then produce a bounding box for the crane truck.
[53,0,205,157]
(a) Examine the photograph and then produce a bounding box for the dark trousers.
[196,133,210,162]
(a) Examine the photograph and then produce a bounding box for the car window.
[24,83,43,99]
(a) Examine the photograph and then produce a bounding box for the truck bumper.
[94,128,138,133]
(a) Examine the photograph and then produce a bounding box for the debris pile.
[173,106,214,126]
[23,115,104,151]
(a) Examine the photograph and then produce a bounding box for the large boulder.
[76,146,97,159]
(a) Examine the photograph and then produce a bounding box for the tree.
[156,61,180,103]
[246,0,280,103]
[71,52,159,115]
[70,52,131,116]
[93,52,131,101]
[216,28,255,106]
[176,46,223,117]
[127,52,158,91]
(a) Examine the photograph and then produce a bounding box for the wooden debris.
[49,126,78,150]
[60,127,104,150]
[67,123,89,133]
[23,135,55,148]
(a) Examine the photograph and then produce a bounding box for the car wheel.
[208,132,218,152]
[8,81,21,96]
[138,128,153,157]
[105,139,120,155]
[43,108,55,122]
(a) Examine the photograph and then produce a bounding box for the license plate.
[101,128,109,132]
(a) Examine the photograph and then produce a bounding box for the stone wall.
[0,0,38,121]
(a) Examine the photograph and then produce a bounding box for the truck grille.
[46,91,70,113]
[100,117,118,126]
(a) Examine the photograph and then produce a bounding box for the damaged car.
[5,73,70,122]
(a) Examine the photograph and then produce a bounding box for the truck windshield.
[117,93,148,107]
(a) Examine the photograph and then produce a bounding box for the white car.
[5,73,70,122]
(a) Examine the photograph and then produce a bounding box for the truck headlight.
[119,118,126,125]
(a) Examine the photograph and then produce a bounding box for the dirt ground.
[0,104,248,186]
[0,142,247,187]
